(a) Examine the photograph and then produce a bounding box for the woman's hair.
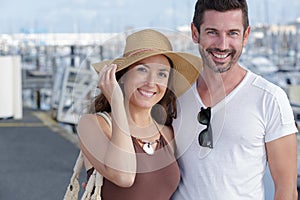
[192,0,249,34]
[88,56,177,126]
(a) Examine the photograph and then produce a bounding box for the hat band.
[125,48,162,57]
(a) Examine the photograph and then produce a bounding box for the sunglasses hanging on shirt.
[197,107,213,148]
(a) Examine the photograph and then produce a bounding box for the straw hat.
[92,29,202,97]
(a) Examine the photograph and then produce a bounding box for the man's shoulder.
[248,72,285,95]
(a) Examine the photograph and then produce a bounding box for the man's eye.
[229,31,239,36]
[207,30,217,35]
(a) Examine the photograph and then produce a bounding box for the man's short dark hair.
[192,0,249,34]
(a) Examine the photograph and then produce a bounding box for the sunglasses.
[197,107,213,148]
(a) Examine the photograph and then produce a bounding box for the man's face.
[192,9,250,73]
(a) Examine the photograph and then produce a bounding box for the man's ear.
[191,23,199,43]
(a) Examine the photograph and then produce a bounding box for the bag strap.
[65,112,111,200]
[63,151,84,200]
[81,169,96,200]
[81,112,111,200]
[73,151,84,175]
[96,111,112,128]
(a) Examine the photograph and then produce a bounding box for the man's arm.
[266,133,298,200]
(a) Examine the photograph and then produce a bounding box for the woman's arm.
[78,64,136,187]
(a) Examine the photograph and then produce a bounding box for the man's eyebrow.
[204,27,242,32]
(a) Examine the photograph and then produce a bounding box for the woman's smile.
[137,88,156,98]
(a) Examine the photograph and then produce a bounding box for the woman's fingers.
[98,64,120,104]
[110,64,117,80]
[98,64,108,87]
[99,64,117,83]
[104,64,117,83]
[98,64,111,88]
[82,182,87,189]
[105,64,113,82]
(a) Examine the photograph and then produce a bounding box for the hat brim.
[92,50,202,97]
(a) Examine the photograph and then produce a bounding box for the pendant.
[142,143,154,155]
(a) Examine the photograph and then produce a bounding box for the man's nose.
[216,34,228,50]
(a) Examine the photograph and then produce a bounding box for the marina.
[1,21,300,199]
[1,25,299,126]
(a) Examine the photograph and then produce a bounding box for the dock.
[0,108,84,200]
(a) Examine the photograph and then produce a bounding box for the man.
[172,0,298,199]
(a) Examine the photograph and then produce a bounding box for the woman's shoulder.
[95,112,112,126]
[84,112,112,138]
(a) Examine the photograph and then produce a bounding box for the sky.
[1,0,300,34]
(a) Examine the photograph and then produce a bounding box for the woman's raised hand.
[98,64,123,105]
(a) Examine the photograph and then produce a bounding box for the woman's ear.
[191,23,200,43]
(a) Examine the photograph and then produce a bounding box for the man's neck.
[197,66,247,107]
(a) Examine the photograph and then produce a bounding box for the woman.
[77,29,202,200]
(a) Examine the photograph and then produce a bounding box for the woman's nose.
[145,73,156,86]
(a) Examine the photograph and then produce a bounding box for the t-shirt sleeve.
[265,87,298,142]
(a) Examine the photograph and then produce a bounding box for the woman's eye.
[158,72,168,78]
[136,66,147,72]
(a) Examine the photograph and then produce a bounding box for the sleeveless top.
[101,134,180,200]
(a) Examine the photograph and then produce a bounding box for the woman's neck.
[124,105,158,139]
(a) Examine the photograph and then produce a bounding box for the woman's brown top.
[101,134,180,200]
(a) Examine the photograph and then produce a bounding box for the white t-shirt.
[171,70,298,200]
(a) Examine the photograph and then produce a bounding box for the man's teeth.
[213,53,228,59]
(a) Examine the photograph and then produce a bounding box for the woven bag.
[63,151,84,200]
[64,112,111,200]
[63,151,103,200]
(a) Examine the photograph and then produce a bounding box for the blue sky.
[1,0,300,34]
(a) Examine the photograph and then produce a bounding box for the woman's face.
[121,54,171,110]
